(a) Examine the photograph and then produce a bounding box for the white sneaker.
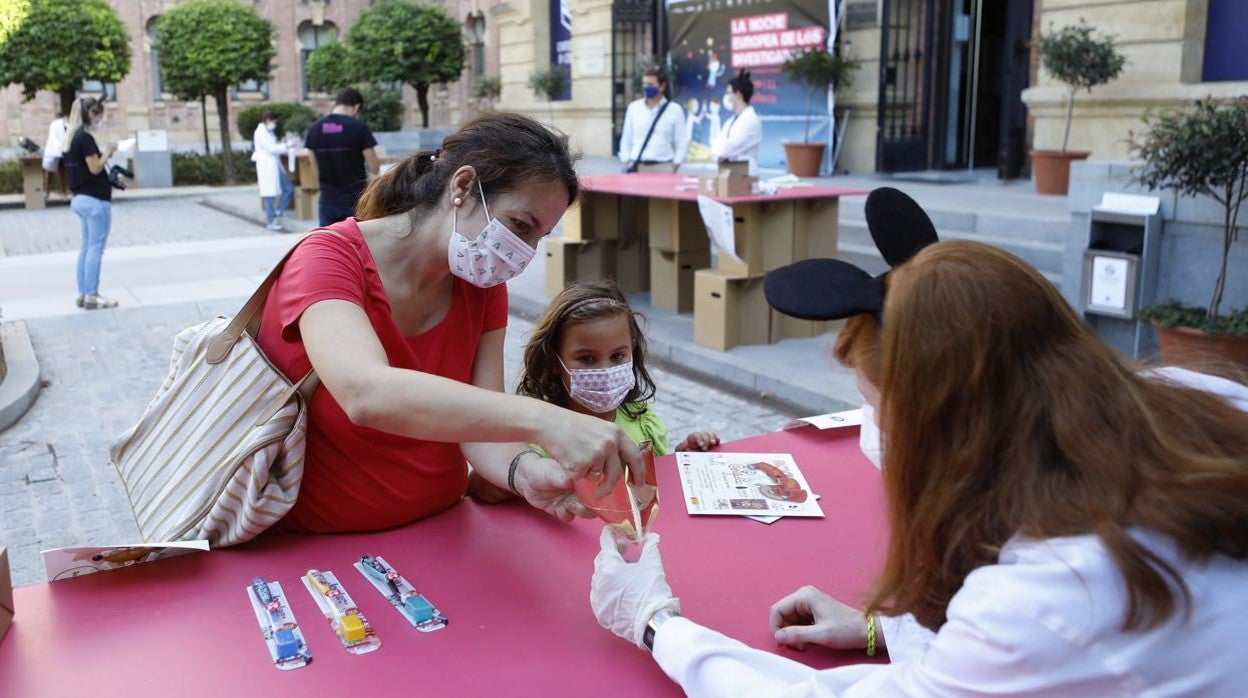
[266,220,284,232]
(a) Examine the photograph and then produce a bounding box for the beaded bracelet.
[507,448,535,496]
[865,613,877,657]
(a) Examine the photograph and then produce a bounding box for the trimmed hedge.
[236,102,317,141]
[172,150,257,186]
[359,84,404,133]
[0,160,21,194]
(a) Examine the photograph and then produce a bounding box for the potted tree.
[470,76,503,113]
[527,66,569,128]
[1032,22,1125,195]
[780,45,857,177]
[1132,96,1248,367]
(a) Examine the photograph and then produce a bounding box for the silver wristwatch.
[643,610,678,652]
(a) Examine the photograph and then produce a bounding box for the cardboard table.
[0,426,887,696]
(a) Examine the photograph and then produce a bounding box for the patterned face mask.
[560,358,636,413]
[447,178,536,288]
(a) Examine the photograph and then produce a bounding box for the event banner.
[551,0,573,100]
[666,0,831,170]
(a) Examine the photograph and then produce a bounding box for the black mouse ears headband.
[764,187,939,322]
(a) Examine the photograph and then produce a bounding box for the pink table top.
[0,427,887,697]
[580,172,868,204]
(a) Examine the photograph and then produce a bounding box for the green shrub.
[359,83,404,133]
[172,149,257,186]
[0,160,21,194]
[236,102,317,141]
[1139,300,1248,336]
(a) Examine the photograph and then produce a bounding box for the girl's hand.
[768,586,870,651]
[515,454,592,522]
[675,431,720,451]
[536,407,647,497]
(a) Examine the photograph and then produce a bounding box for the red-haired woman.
[591,240,1248,695]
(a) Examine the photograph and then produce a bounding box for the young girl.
[468,280,718,506]
[518,279,719,456]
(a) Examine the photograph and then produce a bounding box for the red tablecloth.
[0,426,887,696]
[580,172,867,204]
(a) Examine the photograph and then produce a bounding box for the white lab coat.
[251,123,288,198]
[42,117,67,172]
[653,368,1248,697]
[710,105,762,175]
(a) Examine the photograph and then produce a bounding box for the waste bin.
[1079,197,1162,357]
[134,129,173,188]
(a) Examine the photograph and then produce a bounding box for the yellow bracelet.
[865,613,877,657]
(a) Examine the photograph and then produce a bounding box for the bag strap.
[629,100,673,172]
[204,227,353,403]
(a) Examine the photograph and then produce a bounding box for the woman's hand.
[675,431,720,452]
[590,528,680,648]
[769,586,869,651]
[535,407,647,497]
[514,453,592,522]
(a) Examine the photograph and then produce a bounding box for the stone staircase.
[835,195,1069,285]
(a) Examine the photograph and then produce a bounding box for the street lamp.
[310,0,327,27]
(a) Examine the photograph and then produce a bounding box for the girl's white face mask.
[859,403,883,470]
[560,359,636,414]
[448,178,535,288]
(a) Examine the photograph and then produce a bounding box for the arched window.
[146,16,166,100]
[467,12,486,78]
[298,20,340,98]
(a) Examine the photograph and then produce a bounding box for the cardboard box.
[650,248,709,313]
[693,269,771,351]
[769,310,837,342]
[614,238,651,293]
[716,200,798,276]
[793,197,840,259]
[618,195,649,242]
[563,191,620,241]
[1,546,13,643]
[698,172,756,198]
[648,199,710,252]
[543,238,618,296]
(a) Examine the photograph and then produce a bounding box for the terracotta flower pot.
[1153,322,1248,370]
[1030,150,1090,195]
[783,142,826,177]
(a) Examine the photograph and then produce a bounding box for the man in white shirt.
[618,68,688,173]
[711,69,762,175]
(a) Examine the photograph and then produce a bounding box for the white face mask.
[448,178,536,288]
[266,122,277,132]
[859,403,883,470]
[560,358,636,414]
[723,94,735,111]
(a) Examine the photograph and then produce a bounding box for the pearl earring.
[453,197,463,207]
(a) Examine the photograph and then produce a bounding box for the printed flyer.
[676,452,824,518]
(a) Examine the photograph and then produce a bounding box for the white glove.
[590,527,680,648]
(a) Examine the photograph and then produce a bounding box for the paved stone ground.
[0,302,794,587]
[0,197,268,256]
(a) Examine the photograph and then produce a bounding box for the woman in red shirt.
[258,112,646,532]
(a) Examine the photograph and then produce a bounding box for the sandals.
[82,294,118,310]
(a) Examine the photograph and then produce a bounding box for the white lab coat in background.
[653,368,1248,697]
[710,105,762,175]
[42,117,67,172]
[251,123,288,198]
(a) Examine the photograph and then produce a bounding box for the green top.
[532,402,670,457]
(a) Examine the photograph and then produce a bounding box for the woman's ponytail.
[355,149,440,221]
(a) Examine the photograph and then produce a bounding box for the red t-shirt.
[257,219,508,532]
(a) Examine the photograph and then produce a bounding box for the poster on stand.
[666,0,831,171]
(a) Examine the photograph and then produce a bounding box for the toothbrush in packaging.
[247,577,312,670]
[302,568,381,654]
[355,554,448,632]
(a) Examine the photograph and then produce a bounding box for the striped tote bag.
[109,234,328,546]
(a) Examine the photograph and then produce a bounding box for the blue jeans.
[71,194,111,295]
[262,168,294,225]
[318,200,355,227]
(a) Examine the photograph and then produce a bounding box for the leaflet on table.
[41,540,210,582]
[696,195,740,262]
[675,452,824,518]
[783,408,862,431]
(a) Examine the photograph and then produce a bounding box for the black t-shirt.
[64,130,111,201]
[304,113,377,208]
